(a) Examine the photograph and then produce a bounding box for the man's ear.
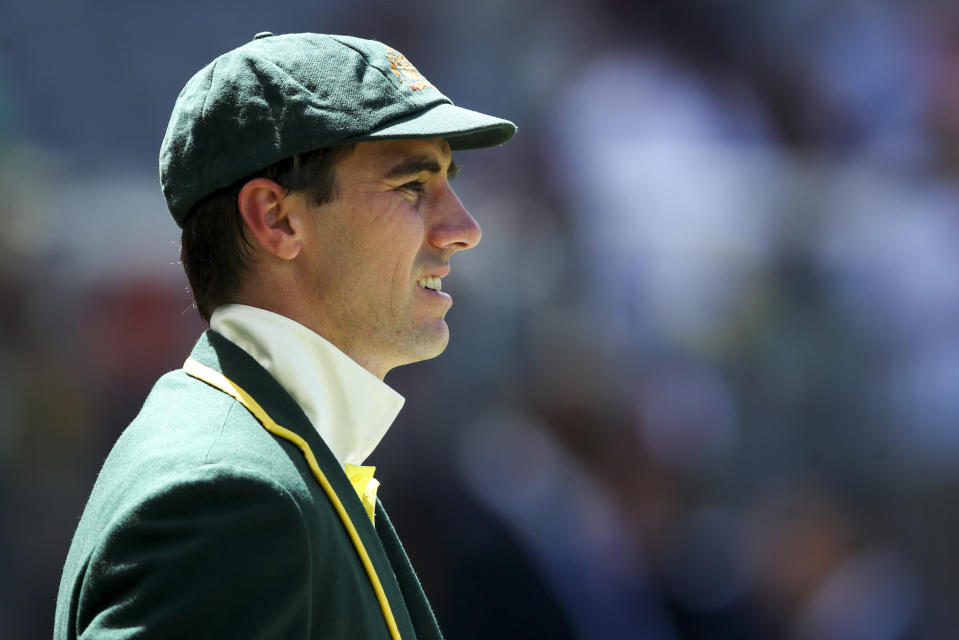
[237,178,304,261]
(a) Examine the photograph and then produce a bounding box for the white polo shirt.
[209,304,405,467]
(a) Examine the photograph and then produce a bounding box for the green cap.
[160,32,517,226]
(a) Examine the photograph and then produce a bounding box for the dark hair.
[180,144,355,322]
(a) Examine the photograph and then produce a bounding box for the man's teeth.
[417,277,442,291]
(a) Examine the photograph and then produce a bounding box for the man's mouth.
[416,277,443,291]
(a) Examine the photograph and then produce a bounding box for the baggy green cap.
[160,32,517,226]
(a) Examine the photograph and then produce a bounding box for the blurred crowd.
[3,1,959,638]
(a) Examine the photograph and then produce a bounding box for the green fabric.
[55,330,442,639]
[376,506,444,640]
[160,32,517,226]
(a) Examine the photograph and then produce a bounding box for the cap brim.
[347,102,517,150]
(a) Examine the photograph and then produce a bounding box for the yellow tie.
[344,464,379,523]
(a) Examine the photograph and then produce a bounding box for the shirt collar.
[209,304,405,466]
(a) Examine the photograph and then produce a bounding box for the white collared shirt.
[209,304,405,467]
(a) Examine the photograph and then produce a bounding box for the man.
[54,32,515,639]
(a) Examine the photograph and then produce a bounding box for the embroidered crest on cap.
[385,48,435,92]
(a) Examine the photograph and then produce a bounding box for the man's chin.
[394,322,451,368]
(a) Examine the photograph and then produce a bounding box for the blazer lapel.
[376,503,445,640]
[188,330,418,637]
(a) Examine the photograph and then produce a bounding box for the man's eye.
[400,180,426,193]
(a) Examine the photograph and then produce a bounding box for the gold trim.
[183,357,402,640]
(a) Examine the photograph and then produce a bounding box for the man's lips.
[416,276,443,291]
[416,265,451,292]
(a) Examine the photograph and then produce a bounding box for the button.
[253,32,274,40]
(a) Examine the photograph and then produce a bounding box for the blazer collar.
[188,330,420,638]
[209,304,404,466]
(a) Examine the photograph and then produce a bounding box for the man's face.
[293,138,481,378]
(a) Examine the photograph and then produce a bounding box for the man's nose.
[428,186,482,253]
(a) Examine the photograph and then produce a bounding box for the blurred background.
[3,0,959,638]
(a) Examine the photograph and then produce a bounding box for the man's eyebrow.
[384,154,460,180]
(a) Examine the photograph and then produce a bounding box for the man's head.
[180,144,355,324]
[161,32,515,377]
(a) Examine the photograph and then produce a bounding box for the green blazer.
[54,330,443,640]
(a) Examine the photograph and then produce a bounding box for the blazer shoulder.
[68,464,314,639]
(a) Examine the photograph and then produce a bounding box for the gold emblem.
[385,48,435,92]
